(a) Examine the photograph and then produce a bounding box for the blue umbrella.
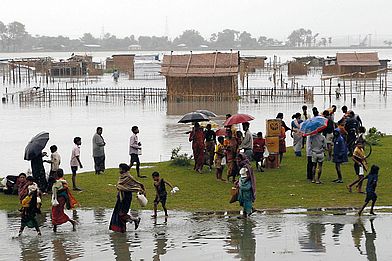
[24,132,49,160]
[300,116,328,136]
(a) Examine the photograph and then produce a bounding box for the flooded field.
[1,209,392,260]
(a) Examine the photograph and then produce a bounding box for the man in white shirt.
[129,126,146,178]
[239,122,253,160]
[70,137,83,191]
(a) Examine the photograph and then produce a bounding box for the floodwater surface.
[1,209,392,260]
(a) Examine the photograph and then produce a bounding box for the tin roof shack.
[240,56,267,73]
[288,61,308,76]
[161,52,239,101]
[323,52,381,78]
[293,56,324,67]
[10,57,52,73]
[49,55,102,77]
[111,54,135,79]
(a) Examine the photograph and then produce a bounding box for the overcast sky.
[1,0,392,41]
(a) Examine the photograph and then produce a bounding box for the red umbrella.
[215,128,227,136]
[224,113,255,127]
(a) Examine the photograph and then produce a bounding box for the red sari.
[52,191,71,225]
[189,128,205,171]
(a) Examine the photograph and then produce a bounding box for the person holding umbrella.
[25,132,50,193]
[189,122,205,173]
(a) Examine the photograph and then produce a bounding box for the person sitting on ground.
[151,171,174,218]
[358,165,380,216]
[252,132,265,172]
[214,136,226,181]
[18,176,42,236]
[347,142,368,193]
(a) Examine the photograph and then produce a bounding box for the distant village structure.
[322,52,382,78]
[105,54,135,79]
[160,52,239,101]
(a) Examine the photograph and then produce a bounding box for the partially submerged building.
[160,52,239,101]
[322,52,381,77]
[49,55,103,77]
[106,54,135,78]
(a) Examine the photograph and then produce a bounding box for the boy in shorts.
[358,165,379,216]
[310,132,326,184]
[151,172,173,218]
[70,137,83,191]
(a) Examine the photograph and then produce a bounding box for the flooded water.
[0,48,391,177]
[1,209,392,260]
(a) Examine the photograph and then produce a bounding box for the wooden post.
[385,69,388,96]
[329,78,332,97]
[343,79,346,100]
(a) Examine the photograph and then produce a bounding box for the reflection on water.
[2,210,392,260]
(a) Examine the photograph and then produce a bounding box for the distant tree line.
[0,21,387,52]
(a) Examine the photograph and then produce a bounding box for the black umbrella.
[195,109,217,118]
[24,132,49,160]
[178,112,209,123]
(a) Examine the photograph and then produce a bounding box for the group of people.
[17,124,178,235]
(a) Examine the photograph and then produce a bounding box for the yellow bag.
[21,195,32,208]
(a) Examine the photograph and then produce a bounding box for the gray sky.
[1,0,392,41]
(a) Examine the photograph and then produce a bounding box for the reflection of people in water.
[153,218,168,261]
[352,218,377,261]
[226,220,256,260]
[332,223,345,244]
[109,233,132,261]
[20,237,45,261]
[299,223,326,252]
[52,236,83,260]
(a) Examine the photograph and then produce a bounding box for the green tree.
[173,29,206,49]
[287,28,312,47]
[7,21,27,51]
[238,31,259,49]
[214,29,240,49]
[0,21,6,51]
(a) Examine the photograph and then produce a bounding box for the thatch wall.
[166,76,238,101]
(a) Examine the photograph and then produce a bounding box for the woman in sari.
[51,169,77,232]
[109,163,145,233]
[236,153,256,219]
[17,173,29,203]
[18,176,41,236]
[189,122,205,173]
[291,113,303,157]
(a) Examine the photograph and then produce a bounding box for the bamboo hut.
[160,52,239,101]
[322,52,381,78]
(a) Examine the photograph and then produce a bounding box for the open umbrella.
[300,116,328,136]
[224,113,255,127]
[215,128,227,136]
[178,112,209,123]
[24,131,49,160]
[195,110,217,118]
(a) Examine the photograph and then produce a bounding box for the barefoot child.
[214,136,226,181]
[347,143,367,193]
[358,165,379,216]
[18,176,42,236]
[152,172,173,218]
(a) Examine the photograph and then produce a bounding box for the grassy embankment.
[1,136,391,212]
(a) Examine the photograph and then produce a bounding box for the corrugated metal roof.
[160,52,239,77]
[336,52,380,66]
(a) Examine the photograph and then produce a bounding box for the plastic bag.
[170,186,180,195]
[51,198,59,206]
[137,148,142,155]
[221,157,226,166]
[137,192,148,207]
[359,166,364,176]
[263,147,270,158]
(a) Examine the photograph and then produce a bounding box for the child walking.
[151,172,173,218]
[18,176,42,236]
[358,165,379,216]
[347,143,367,193]
[214,136,226,181]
